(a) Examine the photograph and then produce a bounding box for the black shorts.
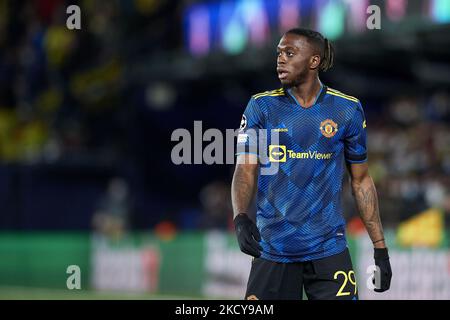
[245,248,358,300]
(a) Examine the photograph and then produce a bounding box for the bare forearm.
[352,176,386,248]
[231,164,258,218]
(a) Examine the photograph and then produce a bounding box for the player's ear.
[310,54,321,69]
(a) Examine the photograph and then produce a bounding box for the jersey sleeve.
[344,102,367,163]
[236,97,265,156]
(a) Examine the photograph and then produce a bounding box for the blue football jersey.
[236,84,367,262]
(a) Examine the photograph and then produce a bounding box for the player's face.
[276,34,316,87]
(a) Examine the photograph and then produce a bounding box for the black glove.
[234,213,262,257]
[373,248,392,292]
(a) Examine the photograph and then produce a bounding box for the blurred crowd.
[0,0,449,232]
[343,92,450,229]
[0,0,179,164]
[0,0,186,231]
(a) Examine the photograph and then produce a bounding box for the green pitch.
[0,286,204,300]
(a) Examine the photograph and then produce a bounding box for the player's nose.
[277,53,287,65]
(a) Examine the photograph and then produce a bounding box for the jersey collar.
[287,82,327,108]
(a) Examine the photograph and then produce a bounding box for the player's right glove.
[373,248,392,292]
[233,213,262,258]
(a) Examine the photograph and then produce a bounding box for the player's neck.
[290,77,322,108]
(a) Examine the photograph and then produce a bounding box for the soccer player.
[231,28,392,300]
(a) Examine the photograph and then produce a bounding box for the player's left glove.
[233,213,262,258]
[373,248,392,292]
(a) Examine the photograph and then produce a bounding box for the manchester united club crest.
[320,119,338,138]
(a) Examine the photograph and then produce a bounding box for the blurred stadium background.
[0,0,450,300]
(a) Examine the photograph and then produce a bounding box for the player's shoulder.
[251,88,285,100]
[325,87,360,105]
